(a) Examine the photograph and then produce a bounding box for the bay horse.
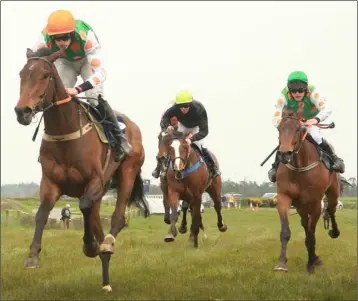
[14,48,149,292]
[157,128,227,248]
[274,107,345,273]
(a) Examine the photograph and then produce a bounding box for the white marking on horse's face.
[29,64,35,71]
[172,140,181,170]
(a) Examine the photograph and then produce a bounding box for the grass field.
[1,208,356,300]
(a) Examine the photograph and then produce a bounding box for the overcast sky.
[1,1,357,186]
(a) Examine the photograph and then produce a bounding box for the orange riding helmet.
[46,10,76,36]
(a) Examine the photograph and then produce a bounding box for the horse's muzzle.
[277,150,293,164]
[174,170,184,181]
[14,107,32,125]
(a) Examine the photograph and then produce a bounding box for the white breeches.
[177,122,205,149]
[54,57,103,106]
[307,125,323,144]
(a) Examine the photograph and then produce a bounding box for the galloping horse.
[157,128,227,248]
[274,107,345,273]
[14,48,149,292]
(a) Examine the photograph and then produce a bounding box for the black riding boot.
[319,140,345,173]
[152,156,163,179]
[96,95,133,162]
[201,147,221,178]
[268,152,279,182]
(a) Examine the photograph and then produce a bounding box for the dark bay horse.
[14,48,149,292]
[157,128,227,248]
[274,107,344,273]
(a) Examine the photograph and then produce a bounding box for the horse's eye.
[43,73,50,79]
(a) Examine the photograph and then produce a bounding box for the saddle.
[78,100,126,146]
[305,134,334,172]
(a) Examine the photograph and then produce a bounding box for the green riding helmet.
[287,71,308,85]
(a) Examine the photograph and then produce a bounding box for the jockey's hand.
[65,88,79,96]
[167,126,174,132]
[304,118,319,127]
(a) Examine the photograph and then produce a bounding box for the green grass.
[1,208,356,300]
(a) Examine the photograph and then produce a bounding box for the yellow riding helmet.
[175,90,193,105]
[46,10,76,36]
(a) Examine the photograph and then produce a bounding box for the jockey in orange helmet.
[32,10,132,161]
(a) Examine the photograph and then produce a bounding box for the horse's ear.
[46,48,66,63]
[26,48,34,59]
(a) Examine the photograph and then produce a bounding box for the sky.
[1,1,357,186]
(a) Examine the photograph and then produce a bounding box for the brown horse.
[274,107,344,273]
[157,128,227,248]
[14,47,149,292]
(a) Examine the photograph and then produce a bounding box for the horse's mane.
[32,47,53,58]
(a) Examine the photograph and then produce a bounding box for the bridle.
[26,57,71,116]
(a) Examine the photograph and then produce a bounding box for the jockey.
[268,71,345,182]
[152,90,221,179]
[32,10,132,161]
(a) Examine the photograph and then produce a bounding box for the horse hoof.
[179,226,187,234]
[102,285,112,293]
[307,265,315,274]
[99,234,116,254]
[328,229,340,239]
[24,256,40,269]
[274,262,288,272]
[164,234,175,242]
[83,241,100,258]
[218,224,227,232]
[313,257,323,266]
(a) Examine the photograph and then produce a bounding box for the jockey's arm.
[160,106,176,129]
[191,112,209,142]
[272,94,287,128]
[75,30,107,94]
[309,88,332,123]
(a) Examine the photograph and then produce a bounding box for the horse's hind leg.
[274,194,291,272]
[90,200,112,292]
[206,178,227,232]
[24,177,61,268]
[325,176,340,239]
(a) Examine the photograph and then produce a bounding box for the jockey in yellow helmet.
[32,10,132,161]
[152,90,221,179]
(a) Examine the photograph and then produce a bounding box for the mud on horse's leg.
[24,179,60,269]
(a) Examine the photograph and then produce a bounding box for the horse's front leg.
[24,176,61,268]
[274,193,292,272]
[164,190,179,242]
[179,201,189,234]
[305,207,322,273]
[190,197,203,248]
[161,181,170,225]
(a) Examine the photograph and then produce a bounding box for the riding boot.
[201,147,221,178]
[319,140,345,173]
[96,95,133,162]
[268,152,279,182]
[152,156,163,179]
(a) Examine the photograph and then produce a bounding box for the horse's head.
[277,107,306,164]
[14,48,66,125]
[159,128,192,180]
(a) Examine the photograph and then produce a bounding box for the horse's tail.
[128,171,150,218]
[339,175,354,195]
